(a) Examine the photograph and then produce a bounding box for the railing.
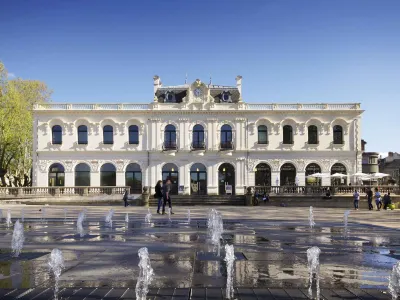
[163,141,177,150]
[191,142,206,150]
[0,186,130,198]
[220,141,233,150]
[34,103,361,111]
[249,185,400,195]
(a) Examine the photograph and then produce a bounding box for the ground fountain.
[343,210,351,238]
[48,249,65,300]
[125,212,129,223]
[145,208,152,224]
[187,209,191,224]
[309,206,315,229]
[21,208,24,222]
[207,209,224,256]
[389,261,400,299]
[77,211,85,238]
[224,244,235,299]
[307,246,321,300]
[167,208,172,223]
[135,247,154,300]
[105,209,114,228]
[11,220,24,257]
[6,209,12,228]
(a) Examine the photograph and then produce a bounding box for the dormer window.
[165,92,175,103]
[221,91,231,103]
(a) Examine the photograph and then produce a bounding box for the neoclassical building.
[32,76,363,195]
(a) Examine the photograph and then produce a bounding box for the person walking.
[162,179,174,215]
[155,180,163,214]
[374,188,382,211]
[353,189,360,210]
[123,189,129,207]
[366,188,373,210]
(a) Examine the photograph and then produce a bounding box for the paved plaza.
[0,205,399,299]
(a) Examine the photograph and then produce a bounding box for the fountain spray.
[11,220,24,257]
[187,209,191,224]
[6,210,12,228]
[77,211,85,237]
[309,206,315,229]
[224,244,235,299]
[307,246,321,300]
[343,210,351,238]
[389,261,400,300]
[135,247,154,300]
[207,209,224,256]
[145,208,152,224]
[48,249,65,300]
[105,209,114,228]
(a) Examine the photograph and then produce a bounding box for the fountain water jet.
[224,244,235,299]
[6,210,12,228]
[48,249,65,300]
[125,213,129,223]
[145,208,152,224]
[343,210,351,238]
[135,247,154,300]
[167,208,172,223]
[77,211,85,237]
[41,207,46,223]
[309,206,315,229]
[307,246,321,300]
[187,209,191,224]
[83,207,88,220]
[63,208,67,223]
[207,209,224,256]
[105,209,114,228]
[11,220,24,257]
[21,208,24,222]
[389,261,400,300]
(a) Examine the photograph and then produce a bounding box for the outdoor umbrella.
[330,173,347,178]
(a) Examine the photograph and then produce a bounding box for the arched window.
[221,124,233,149]
[331,163,347,186]
[52,125,62,145]
[125,163,142,194]
[283,125,293,144]
[192,124,205,149]
[257,125,268,144]
[100,163,116,186]
[48,163,65,186]
[103,125,114,144]
[75,163,90,186]
[308,125,318,144]
[305,163,322,186]
[162,163,179,195]
[255,163,271,186]
[333,125,343,144]
[280,163,296,186]
[164,124,177,150]
[129,125,139,144]
[77,125,88,144]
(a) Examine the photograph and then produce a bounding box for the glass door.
[190,171,207,195]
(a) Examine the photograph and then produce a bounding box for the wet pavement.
[0,205,398,299]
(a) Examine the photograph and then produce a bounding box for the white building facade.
[32,76,363,195]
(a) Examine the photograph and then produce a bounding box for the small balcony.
[191,142,206,150]
[163,141,177,151]
[220,141,234,151]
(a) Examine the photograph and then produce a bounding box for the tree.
[0,61,52,187]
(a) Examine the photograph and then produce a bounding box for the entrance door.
[218,163,235,195]
[190,163,207,195]
[162,163,179,195]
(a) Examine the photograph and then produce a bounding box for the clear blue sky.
[1,0,399,153]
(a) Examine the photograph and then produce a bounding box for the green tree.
[0,61,52,186]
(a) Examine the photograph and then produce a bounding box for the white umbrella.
[370,172,390,179]
[307,173,330,178]
[352,172,370,177]
[330,173,347,178]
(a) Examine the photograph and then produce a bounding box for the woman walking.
[374,188,382,211]
[353,189,360,210]
[155,180,163,214]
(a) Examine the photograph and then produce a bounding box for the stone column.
[297,171,306,187]
[64,171,74,187]
[116,171,125,187]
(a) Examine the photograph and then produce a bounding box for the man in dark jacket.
[383,192,391,210]
[123,189,129,207]
[366,188,373,210]
[162,179,174,215]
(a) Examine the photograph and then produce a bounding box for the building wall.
[32,103,363,195]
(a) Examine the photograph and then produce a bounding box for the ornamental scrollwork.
[268,159,281,171]
[113,160,125,172]
[247,159,258,172]
[38,160,48,172]
[64,160,74,172]
[90,160,100,172]
[294,159,305,171]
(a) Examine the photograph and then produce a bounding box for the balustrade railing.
[249,185,400,195]
[0,186,130,198]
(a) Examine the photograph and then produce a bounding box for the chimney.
[235,75,242,95]
[361,139,366,151]
[153,75,161,95]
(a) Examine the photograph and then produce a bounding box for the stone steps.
[148,195,246,206]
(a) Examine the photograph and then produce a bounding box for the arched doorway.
[75,163,90,186]
[190,163,207,195]
[305,163,322,186]
[48,163,65,187]
[280,163,296,186]
[255,163,271,186]
[218,163,235,195]
[100,163,116,186]
[162,163,178,195]
[125,163,142,194]
[331,163,347,186]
